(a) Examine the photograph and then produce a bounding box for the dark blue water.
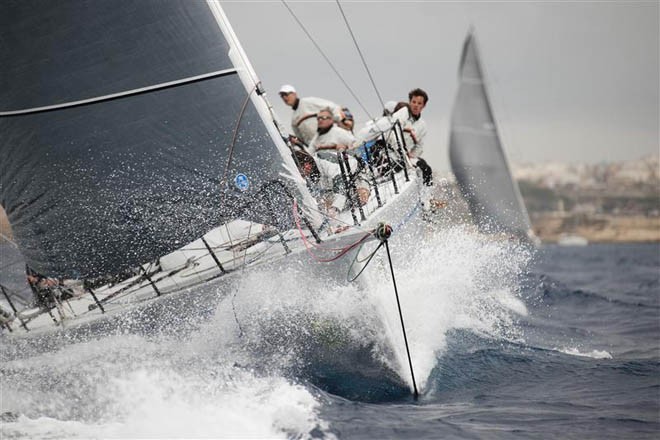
[318,243,659,439]
[1,241,658,438]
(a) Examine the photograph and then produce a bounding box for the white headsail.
[449,32,536,243]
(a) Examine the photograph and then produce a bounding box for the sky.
[222,1,659,173]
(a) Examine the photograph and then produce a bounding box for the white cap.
[279,84,296,94]
[384,100,397,114]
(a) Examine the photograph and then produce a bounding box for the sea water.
[0,231,658,439]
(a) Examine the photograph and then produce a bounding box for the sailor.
[307,107,358,158]
[338,107,355,132]
[294,150,370,217]
[287,134,308,152]
[26,265,54,309]
[401,88,433,186]
[382,100,398,117]
[307,107,357,160]
[25,265,75,309]
[279,85,344,146]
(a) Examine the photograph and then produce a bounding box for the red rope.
[293,199,371,263]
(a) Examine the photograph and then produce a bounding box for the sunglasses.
[317,115,332,121]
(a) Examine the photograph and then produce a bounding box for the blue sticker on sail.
[234,173,249,191]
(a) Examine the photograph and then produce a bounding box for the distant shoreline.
[532,213,660,244]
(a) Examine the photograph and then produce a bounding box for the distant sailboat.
[449,32,538,244]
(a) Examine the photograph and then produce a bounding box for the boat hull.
[3,173,423,340]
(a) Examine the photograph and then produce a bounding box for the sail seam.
[453,126,496,136]
[0,68,239,117]
[461,77,484,84]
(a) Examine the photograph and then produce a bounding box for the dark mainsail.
[0,0,311,278]
[448,33,534,241]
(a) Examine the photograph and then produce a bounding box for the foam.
[556,347,613,359]
[1,222,533,436]
[1,333,330,439]
[359,225,532,391]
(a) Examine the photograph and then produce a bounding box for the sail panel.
[449,34,533,237]
[0,1,300,278]
[0,0,234,111]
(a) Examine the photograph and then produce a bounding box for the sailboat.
[449,32,538,244]
[0,1,424,336]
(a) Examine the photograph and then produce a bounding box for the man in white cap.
[279,84,343,146]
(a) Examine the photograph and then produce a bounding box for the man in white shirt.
[402,88,433,186]
[306,107,357,157]
[294,150,370,217]
[279,85,343,145]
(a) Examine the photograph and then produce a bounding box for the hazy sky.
[222,1,658,173]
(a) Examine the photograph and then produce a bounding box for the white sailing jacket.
[307,125,357,157]
[290,97,343,145]
[402,113,427,159]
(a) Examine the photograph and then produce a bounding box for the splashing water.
[357,225,533,392]
[185,223,533,395]
[1,334,331,439]
[1,224,533,437]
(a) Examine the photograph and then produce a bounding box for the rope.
[220,85,257,188]
[0,259,24,271]
[281,0,374,120]
[383,239,419,399]
[292,199,366,252]
[335,0,386,111]
[293,200,371,263]
[0,232,18,248]
[347,241,383,282]
[393,200,422,232]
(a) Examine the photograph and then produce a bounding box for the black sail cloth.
[1,0,299,278]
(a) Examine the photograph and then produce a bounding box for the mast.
[206,1,322,227]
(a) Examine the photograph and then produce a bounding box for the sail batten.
[449,33,534,241]
[1,69,240,116]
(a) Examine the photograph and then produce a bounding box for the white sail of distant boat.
[449,32,538,244]
[0,0,424,353]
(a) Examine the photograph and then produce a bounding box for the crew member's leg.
[416,158,433,186]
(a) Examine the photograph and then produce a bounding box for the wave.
[523,273,660,310]
[1,222,537,437]
[421,328,655,401]
[0,333,331,439]
[554,346,613,359]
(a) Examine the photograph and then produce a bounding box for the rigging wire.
[280,0,374,120]
[346,240,383,282]
[220,84,257,188]
[384,238,419,399]
[0,259,23,271]
[293,200,371,263]
[335,0,386,111]
[0,232,18,249]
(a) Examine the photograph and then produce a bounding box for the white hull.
[5,172,423,338]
